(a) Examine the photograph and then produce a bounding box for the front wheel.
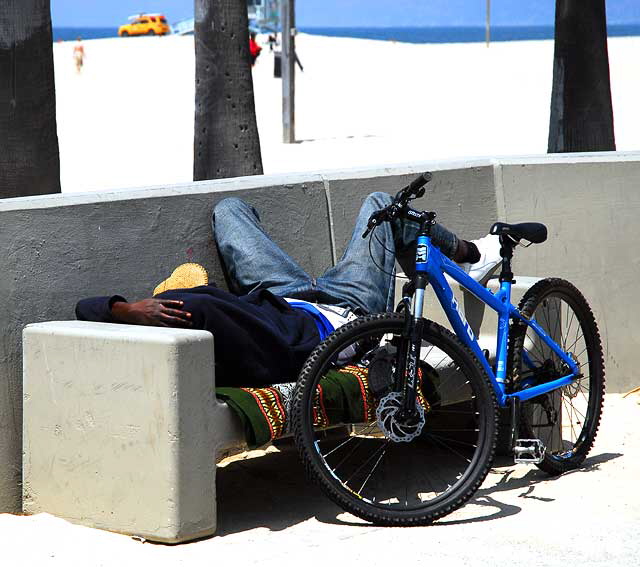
[509,278,605,475]
[292,313,498,525]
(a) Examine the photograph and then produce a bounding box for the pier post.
[486,0,491,47]
[281,0,296,143]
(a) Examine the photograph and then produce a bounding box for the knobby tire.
[509,278,605,475]
[292,313,498,525]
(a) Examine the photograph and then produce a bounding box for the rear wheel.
[147,29,156,35]
[509,278,605,475]
[292,313,498,525]
[121,31,129,37]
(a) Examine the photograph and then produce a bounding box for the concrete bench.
[22,321,246,543]
[22,276,540,543]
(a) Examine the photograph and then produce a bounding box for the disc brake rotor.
[563,353,582,399]
[376,391,425,443]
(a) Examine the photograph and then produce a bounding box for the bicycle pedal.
[513,439,546,464]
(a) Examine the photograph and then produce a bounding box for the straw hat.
[153,263,209,296]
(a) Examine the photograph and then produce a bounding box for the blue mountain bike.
[292,172,605,525]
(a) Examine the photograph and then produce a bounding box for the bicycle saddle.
[490,222,547,244]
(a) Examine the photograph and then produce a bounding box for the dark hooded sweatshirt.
[75,285,320,387]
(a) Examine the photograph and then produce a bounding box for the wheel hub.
[376,391,425,442]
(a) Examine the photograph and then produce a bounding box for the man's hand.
[111,299,192,327]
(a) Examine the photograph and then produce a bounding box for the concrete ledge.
[3,152,640,513]
[22,321,244,543]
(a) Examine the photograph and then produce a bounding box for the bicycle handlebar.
[399,172,432,203]
[362,172,433,238]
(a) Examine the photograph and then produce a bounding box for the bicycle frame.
[413,234,580,407]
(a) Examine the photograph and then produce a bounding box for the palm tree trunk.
[194,0,263,181]
[548,0,615,153]
[0,0,60,198]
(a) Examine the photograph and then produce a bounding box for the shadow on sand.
[214,444,344,536]
[213,446,621,536]
[434,451,622,526]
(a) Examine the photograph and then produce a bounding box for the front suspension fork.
[395,274,428,418]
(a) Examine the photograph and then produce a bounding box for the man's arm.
[76,296,192,327]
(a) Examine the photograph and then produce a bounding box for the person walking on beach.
[75,192,500,387]
[249,32,262,66]
[73,37,85,73]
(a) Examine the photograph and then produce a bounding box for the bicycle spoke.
[540,306,561,366]
[434,375,473,400]
[343,438,390,486]
[429,409,479,416]
[552,302,562,346]
[565,399,586,423]
[320,422,377,459]
[329,431,376,473]
[425,428,479,433]
[567,342,587,363]
[563,331,584,357]
[564,308,576,351]
[526,329,548,363]
[425,432,473,464]
[567,401,579,442]
[356,440,390,495]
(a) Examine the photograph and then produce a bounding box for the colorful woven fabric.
[216,365,431,449]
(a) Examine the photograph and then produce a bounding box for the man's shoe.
[459,234,502,283]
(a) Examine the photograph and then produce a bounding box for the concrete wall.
[2,154,639,512]
[499,153,640,393]
[0,172,330,514]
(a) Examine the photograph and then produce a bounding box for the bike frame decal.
[414,235,580,407]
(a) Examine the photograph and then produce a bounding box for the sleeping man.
[76,193,500,386]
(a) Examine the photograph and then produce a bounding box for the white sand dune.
[53,33,640,193]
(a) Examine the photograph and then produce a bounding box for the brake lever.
[362,207,388,238]
[362,203,403,239]
[362,219,377,239]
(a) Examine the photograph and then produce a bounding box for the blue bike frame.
[414,234,580,407]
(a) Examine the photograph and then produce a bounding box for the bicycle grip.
[408,172,432,193]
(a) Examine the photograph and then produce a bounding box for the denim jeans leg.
[318,192,397,314]
[393,209,459,277]
[212,198,312,296]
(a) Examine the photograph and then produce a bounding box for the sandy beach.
[2,392,639,566]
[53,33,640,193]
[2,32,638,564]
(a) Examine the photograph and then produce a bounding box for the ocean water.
[300,24,640,43]
[54,27,119,41]
[53,24,640,44]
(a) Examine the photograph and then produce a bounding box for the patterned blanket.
[216,365,430,449]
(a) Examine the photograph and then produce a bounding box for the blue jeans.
[212,192,458,314]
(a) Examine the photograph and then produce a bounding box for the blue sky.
[51,0,640,28]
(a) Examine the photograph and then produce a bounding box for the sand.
[52,33,640,193]
[1,393,639,566]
